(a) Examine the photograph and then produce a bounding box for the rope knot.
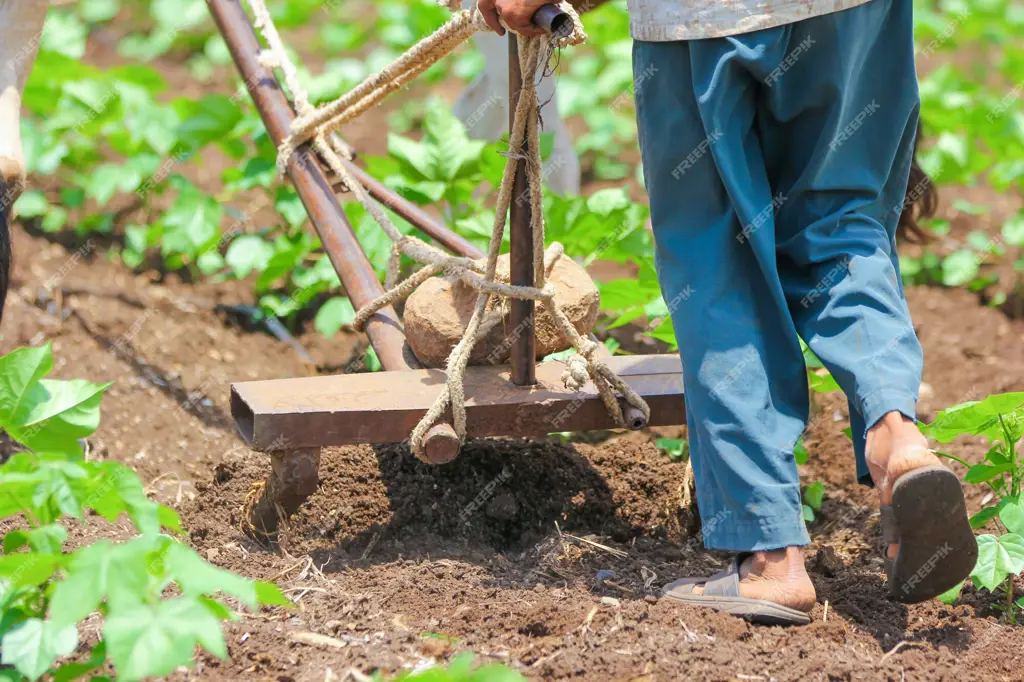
[561,353,590,391]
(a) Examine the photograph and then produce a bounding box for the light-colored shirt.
[626,0,873,41]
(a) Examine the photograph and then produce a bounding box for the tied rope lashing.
[245,0,650,460]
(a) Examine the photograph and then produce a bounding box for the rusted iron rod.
[507,34,537,387]
[210,0,410,372]
[333,153,484,260]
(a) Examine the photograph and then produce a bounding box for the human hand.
[476,0,550,37]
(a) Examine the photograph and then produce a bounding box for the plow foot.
[244,447,321,540]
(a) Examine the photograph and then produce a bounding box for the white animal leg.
[0,0,49,203]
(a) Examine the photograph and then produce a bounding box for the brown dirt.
[4,13,1024,682]
[8,214,1024,681]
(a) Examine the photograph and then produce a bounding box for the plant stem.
[998,414,1019,497]
[1008,579,1016,624]
[934,450,971,469]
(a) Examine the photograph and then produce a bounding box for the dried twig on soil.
[602,580,635,595]
[879,640,928,665]
[560,531,628,558]
[361,532,381,560]
[680,457,694,510]
[579,605,599,643]
[269,556,310,583]
[289,631,347,650]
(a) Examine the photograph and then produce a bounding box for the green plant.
[656,437,688,462]
[922,392,1024,620]
[0,343,290,680]
[802,480,826,523]
[379,653,526,681]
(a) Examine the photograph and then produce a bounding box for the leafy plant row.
[0,344,289,681]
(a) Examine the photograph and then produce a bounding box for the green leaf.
[936,580,964,605]
[793,437,809,466]
[970,533,1024,592]
[924,392,1024,443]
[161,189,223,259]
[49,540,149,629]
[0,618,78,681]
[999,499,1024,536]
[86,164,141,207]
[941,249,980,287]
[808,368,841,393]
[103,596,228,679]
[224,233,272,276]
[52,642,106,682]
[175,95,243,150]
[803,481,826,512]
[196,251,224,276]
[14,191,49,219]
[970,506,1000,530]
[387,134,434,179]
[25,525,68,554]
[163,543,265,610]
[802,504,815,523]
[655,437,684,457]
[84,462,161,535]
[0,553,63,590]
[314,297,355,339]
[0,345,55,425]
[254,580,291,607]
[79,0,120,22]
[274,187,307,229]
[1002,214,1024,247]
[964,462,1014,484]
[6,378,111,456]
[158,504,186,535]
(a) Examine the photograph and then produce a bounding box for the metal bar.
[532,4,574,37]
[334,150,484,260]
[209,0,411,372]
[231,354,685,450]
[507,34,537,386]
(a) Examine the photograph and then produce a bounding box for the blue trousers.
[633,0,923,551]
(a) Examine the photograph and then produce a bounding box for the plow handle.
[532,5,574,38]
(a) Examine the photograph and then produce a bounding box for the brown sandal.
[880,465,977,602]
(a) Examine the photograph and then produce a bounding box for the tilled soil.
[4,19,1024,681]
[7,217,1024,681]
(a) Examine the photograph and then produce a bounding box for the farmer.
[479,0,976,624]
[0,0,50,320]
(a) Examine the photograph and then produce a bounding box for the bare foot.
[865,411,940,560]
[691,546,816,613]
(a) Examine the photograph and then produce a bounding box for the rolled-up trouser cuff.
[700,510,811,552]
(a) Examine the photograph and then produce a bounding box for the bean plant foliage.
[0,344,290,681]
[923,392,1024,619]
[378,653,526,682]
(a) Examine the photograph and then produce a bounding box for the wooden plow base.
[209,0,686,539]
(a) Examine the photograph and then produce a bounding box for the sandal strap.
[701,554,748,597]
[880,504,898,546]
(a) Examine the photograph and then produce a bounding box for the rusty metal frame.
[208,0,685,538]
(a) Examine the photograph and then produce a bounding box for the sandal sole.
[888,465,977,603]
[661,591,811,626]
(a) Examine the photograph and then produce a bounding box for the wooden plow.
[208,0,686,537]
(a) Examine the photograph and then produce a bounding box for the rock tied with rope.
[244,0,650,461]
